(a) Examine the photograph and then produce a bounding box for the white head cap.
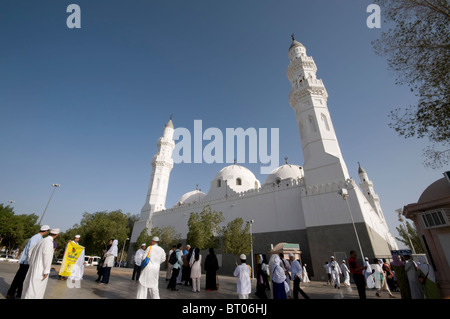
[40,225,50,231]
[50,228,60,235]
[152,237,159,242]
[240,254,246,260]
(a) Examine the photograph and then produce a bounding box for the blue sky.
[0,1,445,247]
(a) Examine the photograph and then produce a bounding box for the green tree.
[0,204,17,247]
[53,227,84,259]
[0,204,39,254]
[222,217,252,262]
[135,228,152,251]
[149,226,181,252]
[372,0,450,168]
[186,205,224,249]
[75,210,131,256]
[396,220,424,254]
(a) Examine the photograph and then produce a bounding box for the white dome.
[175,190,206,206]
[205,164,261,199]
[214,164,261,190]
[264,164,304,185]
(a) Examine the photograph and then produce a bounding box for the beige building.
[403,172,450,298]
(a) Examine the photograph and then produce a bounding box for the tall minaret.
[140,116,175,221]
[128,117,175,259]
[358,162,384,220]
[287,35,349,186]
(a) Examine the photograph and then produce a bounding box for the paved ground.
[0,261,401,300]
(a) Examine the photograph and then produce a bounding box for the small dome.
[205,164,261,200]
[289,40,304,51]
[264,164,304,185]
[418,177,450,204]
[213,164,261,191]
[176,190,206,206]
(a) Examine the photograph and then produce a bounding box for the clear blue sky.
[0,1,445,247]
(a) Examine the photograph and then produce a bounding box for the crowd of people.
[234,252,310,300]
[4,226,442,300]
[163,244,220,294]
[323,250,441,299]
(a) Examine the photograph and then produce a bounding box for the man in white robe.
[363,257,373,287]
[59,235,85,284]
[67,235,85,288]
[22,228,60,299]
[6,225,50,299]
[302,264,310,283]
[340,260,351,287]
[137,237,166,299]
[234,254,251,299]
[329,256,342,289]
[132,243,146,281]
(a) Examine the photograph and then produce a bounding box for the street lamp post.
[338,187,365,263]
[396,208,416,254]
[119,238,129,267]
[247,219,254,279]
[39,184,60,225]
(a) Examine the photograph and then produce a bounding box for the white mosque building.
[129,37,398,279]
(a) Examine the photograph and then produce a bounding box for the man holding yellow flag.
[59,235,85,287]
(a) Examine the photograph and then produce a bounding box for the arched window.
[321,113,330,131]
[217,179,221,187]
[298,122,304,139]
[236,178,242,186]
[308,115,317,133]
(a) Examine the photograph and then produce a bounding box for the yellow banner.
[59,241,85,277]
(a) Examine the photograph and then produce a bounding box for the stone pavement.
[0,261,401,300]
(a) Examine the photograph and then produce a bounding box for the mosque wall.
[151,179,307,238]
[305,222,376,281]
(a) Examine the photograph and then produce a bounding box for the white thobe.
[302,265,310,283]
[363,260,372,279]
[340,263,350,286]
[134,248,145,266]
[234,263,251,298]
[330,260,342,287]
[68,241,85,281]
[137,244,166,299]
[67,248,85,288]
[22,236,55,299]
